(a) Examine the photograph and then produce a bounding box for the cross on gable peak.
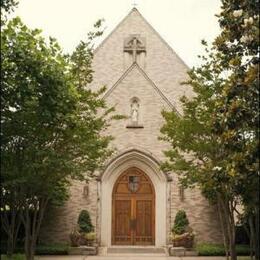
[132,0,138,8]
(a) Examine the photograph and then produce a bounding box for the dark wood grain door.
[112,167,155,245]
[135,199,153,245]
[114,199,132,244]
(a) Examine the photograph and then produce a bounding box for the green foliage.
[35,244,69,255]
[0,244,69,256]
[0,0,17,13]
[161,1,259,259]
[77,210,94,233]
[172,210,189,235]
[1,254,26,260]
[1,15,113,259]
[196,243,251,256]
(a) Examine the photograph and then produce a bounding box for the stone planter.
[68,246,98,255]
[172,232,194,248]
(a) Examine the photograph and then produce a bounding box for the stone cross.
[132,37,138,62]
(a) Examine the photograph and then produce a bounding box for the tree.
[214,2,259,259]
[0,0,18,24]
[0,0,17,13]
[1,16,114,260]
[161,1,259,260]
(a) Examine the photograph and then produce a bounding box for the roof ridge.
[133,9,190,69]
[102,62,180,115]
[94,8,137,54]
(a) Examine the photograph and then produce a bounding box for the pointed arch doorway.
[112,167,155,245]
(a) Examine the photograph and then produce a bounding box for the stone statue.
[131,100,139,124]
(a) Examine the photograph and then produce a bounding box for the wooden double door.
[112,167,155,245]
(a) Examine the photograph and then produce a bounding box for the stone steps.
[106,247,167,256]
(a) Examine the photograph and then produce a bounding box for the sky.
[13,0,222,67]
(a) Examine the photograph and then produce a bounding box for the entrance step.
[106,246,167,256]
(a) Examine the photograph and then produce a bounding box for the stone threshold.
[106,246,167,256]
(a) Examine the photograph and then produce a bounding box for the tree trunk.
[229,201,237,260]
[6,236,14,259]
[22,197,49,260]
[219,194,237,260]
[255,206,259,260]
[249,215,255,260]
[217,196,230,260]
[1,198,21,259]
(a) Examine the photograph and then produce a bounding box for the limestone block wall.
[169,174,223,244]
[103,65,172,161]
[90,8,193,114]
[40,180,98,244]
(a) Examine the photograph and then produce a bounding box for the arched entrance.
[100,148,167,247]
[112,167,155,245]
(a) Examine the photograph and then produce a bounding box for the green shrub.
[196,243,251,256]
[77,210,94,233]
[196,243,225,256]
[35,244,69,255]
[1,254,26,260]
[172,210,189,235]
[236,245,251,256]
[0,242,23,254]
[0,243,69,256]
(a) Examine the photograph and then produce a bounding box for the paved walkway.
[38,256,227,260]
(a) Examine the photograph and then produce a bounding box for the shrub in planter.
[78,210,94,233]
[171,232,195,248]
[171,210,194,248]
[69,210,96,246]
[172,210,189,235]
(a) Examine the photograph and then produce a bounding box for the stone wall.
[169,175,222,243]
[40,180,98,244]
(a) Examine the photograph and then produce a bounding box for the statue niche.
[123,35,146,68]
[126,97,143,128]
[131,99,139,124]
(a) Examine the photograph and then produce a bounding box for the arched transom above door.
[112,167,155,245]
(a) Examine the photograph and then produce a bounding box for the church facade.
[41,8,222,247]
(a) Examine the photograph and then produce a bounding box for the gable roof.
[102,62,181,115]
[94,7,189,70]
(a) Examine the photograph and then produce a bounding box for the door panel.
[113,200,132,244]
[112,167,155,245]
[135,200,153,244]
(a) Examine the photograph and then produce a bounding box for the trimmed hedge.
[0,243,69,255]
[1,254,25,260]
[35,244,69,255]
[196,243,251,256]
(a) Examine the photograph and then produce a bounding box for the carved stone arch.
[99,147,167,247]
[130,96,140,103]
[100,147,168,182]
